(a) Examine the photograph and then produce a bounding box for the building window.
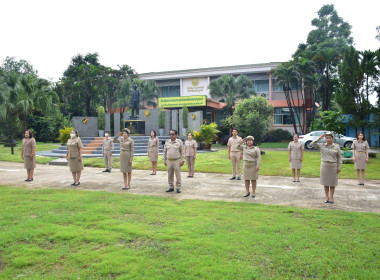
[160,85,180,97]
[274,107,302,125]
[272,80,300,92]
[253,80,269,93]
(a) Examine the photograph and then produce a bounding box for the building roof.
[139,62,282,80]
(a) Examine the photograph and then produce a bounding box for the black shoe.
[166,188,174,192]
[71,183,76,186]
[237,177,241,180]
[73,183,78,186]
[77,182,80,185]
[176,188,181,193]
[243,192,250,197]
[230,177,236,180]
[329,201,334,204]
[102,169,108,172]
[25,179,30,182]
[324,200,330,203]
[252,195,256,198]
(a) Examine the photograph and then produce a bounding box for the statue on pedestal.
[130,84,140,118]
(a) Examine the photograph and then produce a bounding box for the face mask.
[70,134,75,138]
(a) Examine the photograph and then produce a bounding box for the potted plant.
[97,106,105,137]
[182,105,189,136]
[199,122,220,150]
[158,108,165,136]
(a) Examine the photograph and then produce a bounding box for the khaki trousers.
[186,156,195,176]
[167,158,182,189]
[230,151,242,177]
[104,151,112,170]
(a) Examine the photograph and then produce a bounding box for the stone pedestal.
[123,120,145,135]
[114,113,120,134]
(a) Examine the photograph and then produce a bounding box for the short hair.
[25,129,33,138]
[356,131,366,141]
[232,128,238,133]
[188,133,193,137]
[105,131,110,134]
[293,134,298,137]
[170,129,177,135]
[150,130,157,137]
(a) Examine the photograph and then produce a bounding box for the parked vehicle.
[298,131,355,149]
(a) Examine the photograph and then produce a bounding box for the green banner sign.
[158,95,207,108]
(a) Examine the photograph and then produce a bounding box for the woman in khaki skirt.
[237,136,261,198]
[185,133,197,177]
[147,130,159,175]
[288,134,304,182]
[66,130,83,186]
[114,128,134,190]
[311,132,342,204]
[21,130,36,182]
[353,132,369,186]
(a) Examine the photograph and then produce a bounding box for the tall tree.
[293,4,353,111]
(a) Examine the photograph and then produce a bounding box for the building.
[140,63,311,134]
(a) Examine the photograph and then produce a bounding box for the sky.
[1,0,379,82]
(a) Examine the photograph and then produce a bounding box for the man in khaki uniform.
[228,128,243,180]
[163,130,185,193]
[102,131,114,172]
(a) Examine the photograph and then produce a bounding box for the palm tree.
[209,75,255,116]
[134,79,159,108]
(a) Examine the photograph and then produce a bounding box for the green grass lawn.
[84,149,380,180]
[0,142,58,164]
[0,186,378,279]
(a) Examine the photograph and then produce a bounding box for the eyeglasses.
[169,133,175,135]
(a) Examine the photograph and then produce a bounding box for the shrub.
[97,106,105,130]
[199,123,220,144]
[58,126,74,145]
[182,105,189,128]
[192,130,203,142]
[159,109,165,129]
[27,115,61,142]
[263,129,292,142]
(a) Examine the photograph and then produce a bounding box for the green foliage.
[58,126,73,145]
[182,105,189,128]
[191,130,203,142]
[158,109,165,129]
[26,115,61,142]
[263,129,292,142]
[133,79,159,108]
[226,96,273,143]
[209,74,255,115]
[199,123,220,144]
[320,110,346,134]
[97,105,105,130]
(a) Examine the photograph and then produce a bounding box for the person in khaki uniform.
[102,131,114,173]
[114,128,134,190]
[184,133,197,178]
[66,130,84,186]
[21,130,36,182]
[237,136,261,198]
[163,130,184,193]
[288,134,304,182]
[352,132,369,186]
[227,128,243,180]
[311,132,343,204]
[147,130,159,175]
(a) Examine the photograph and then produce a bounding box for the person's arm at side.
[256,148,261,171]
[130,140,134,164]
[227,139,231,160]
[163,142,167,166]
[352,141,356,162]
[365,141,369,163]
[288,142,291,162]
[78,139,83,162]
[180,140,185,166]
[300,143,304,161]
[337,146,342,173]
[111,140,114,156]
[194,141,197,159]
[156,138,159,157]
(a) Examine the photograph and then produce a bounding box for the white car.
[298,131,356,149]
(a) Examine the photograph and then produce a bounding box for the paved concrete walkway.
[0,162,379,213]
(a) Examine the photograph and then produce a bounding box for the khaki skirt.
[243,160,258,180]
[120,151,132,173]
[354,152,367,170]
[148,148,158,162]
[24,156,36,169]
[320,161,338,186]
[290,159,302,169]
[69,157,84,172]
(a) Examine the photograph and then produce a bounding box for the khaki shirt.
[352,140,369,154]
[148,137,159,154]
[288,141,304,160]
[185,140,197,157]
[22,138,36,157]
[163,138,184,162]
[236,142,261,167]
[114,136,134,160]
[228,136,243,152]
[67,137,83,159]
[102,137,114,152]
[311,139,343,170]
